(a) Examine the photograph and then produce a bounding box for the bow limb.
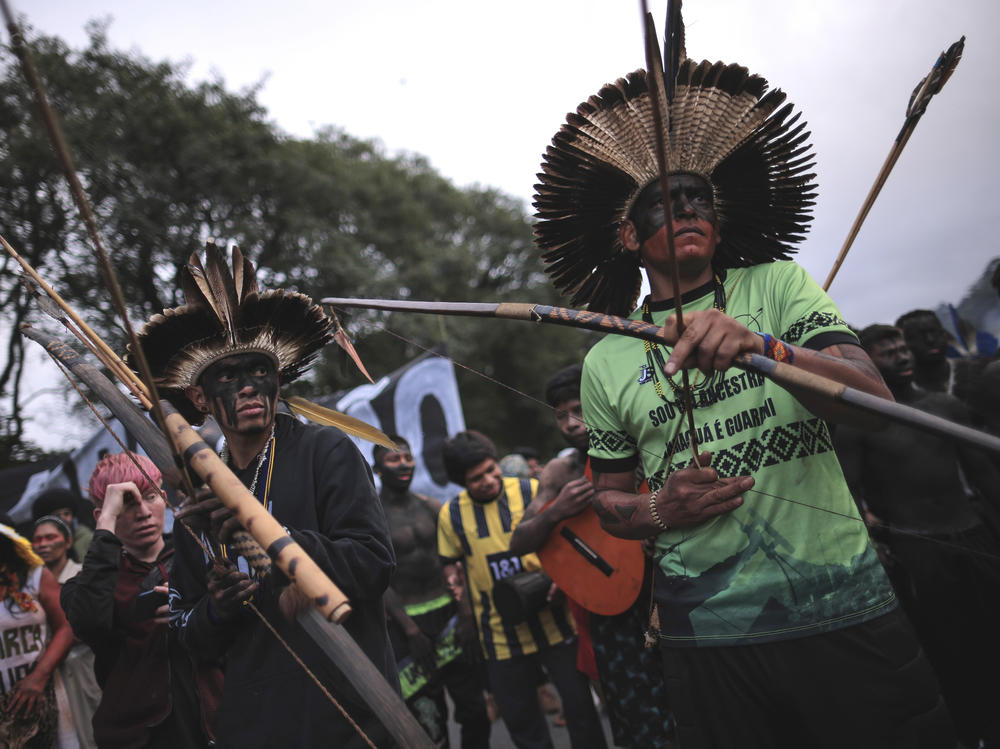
[639,2,702,464]
[19,325,180,484]
[322,296,1000,456]
[1,232,151,408]
[19,324,436,749]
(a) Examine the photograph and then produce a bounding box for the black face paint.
[377,447,415,491]
[630,173,717,243]
[900,315,951,365]
[200,353,279,433]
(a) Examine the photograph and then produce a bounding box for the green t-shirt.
[582,262,896,647]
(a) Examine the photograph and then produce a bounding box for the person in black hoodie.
[128,245,397,749]
[61,452,220,748]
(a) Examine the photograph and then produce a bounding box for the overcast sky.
[11,0,1000,449]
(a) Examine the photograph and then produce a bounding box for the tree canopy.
[0,24,596,466]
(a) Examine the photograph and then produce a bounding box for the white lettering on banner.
[392,357,466,499]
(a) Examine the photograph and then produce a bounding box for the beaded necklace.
[641,273,727,407]
[220,422,276,509]
[0,565,38,613]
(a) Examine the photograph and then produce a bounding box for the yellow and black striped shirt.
[437,476,576,661]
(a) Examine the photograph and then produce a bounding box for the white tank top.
[0,565,49,696]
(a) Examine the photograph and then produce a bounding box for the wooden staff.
[322,295,1000,455]
[4,6,430,744]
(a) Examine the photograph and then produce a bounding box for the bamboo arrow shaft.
[640,2,703,464]
[158,403,353,622]
[821,140,906,292]
[322,296,1000,455]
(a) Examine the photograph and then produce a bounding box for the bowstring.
[369,322,1000,564]
[249,601,378,749]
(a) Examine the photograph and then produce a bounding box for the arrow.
[823,37,965,291]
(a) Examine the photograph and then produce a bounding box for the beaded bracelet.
[648,488,669,532]
[755,332,794,364]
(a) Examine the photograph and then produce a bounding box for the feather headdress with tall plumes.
[533,15,817,316]
[127,243,333,425]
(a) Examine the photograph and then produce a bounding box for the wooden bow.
[321,295,1000,456]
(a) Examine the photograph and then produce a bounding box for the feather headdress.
[534,48,817,316]
[0,524,43,568]
[127,244,333,425]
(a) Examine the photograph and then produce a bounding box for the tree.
[0,25,595,464]
[0,22,285,456]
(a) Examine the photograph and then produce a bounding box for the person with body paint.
[532,30,954,746]
[836,324,1000,747]
[375,435,490,748]
[130,245,396,749]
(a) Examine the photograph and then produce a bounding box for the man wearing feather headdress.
[532,24,955,749]
[126,244,398,748]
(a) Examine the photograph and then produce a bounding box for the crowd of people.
[4,14,1000,749]
[3,294,998,749]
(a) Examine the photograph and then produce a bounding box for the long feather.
[284,396,397,448]
[203,243,238,343]
[329,308,375,384]
[183,252,226,323]
[663,0,685,102]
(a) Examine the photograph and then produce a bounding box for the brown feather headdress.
[533,54,817,316]
[127,244,333,425]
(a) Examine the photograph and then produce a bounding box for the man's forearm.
[793,344,889,397]
[509,508,560,555]
[781,344,893,428]
[383,587,417,630]
[592,488,659,539]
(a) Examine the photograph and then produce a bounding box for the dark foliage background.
[0,25,598,467]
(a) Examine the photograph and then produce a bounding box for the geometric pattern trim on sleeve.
[588,426,638,455]
[647,417,834,490]
[781,311,848,345]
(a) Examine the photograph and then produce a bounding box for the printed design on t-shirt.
[646,417,834,491]
[781,311,848,345]
[733,306,765,333]
[655,506,893,641]
[485,550,526,583]
[588,426,638,455]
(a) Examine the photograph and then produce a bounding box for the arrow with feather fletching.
[823,36,965,291]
